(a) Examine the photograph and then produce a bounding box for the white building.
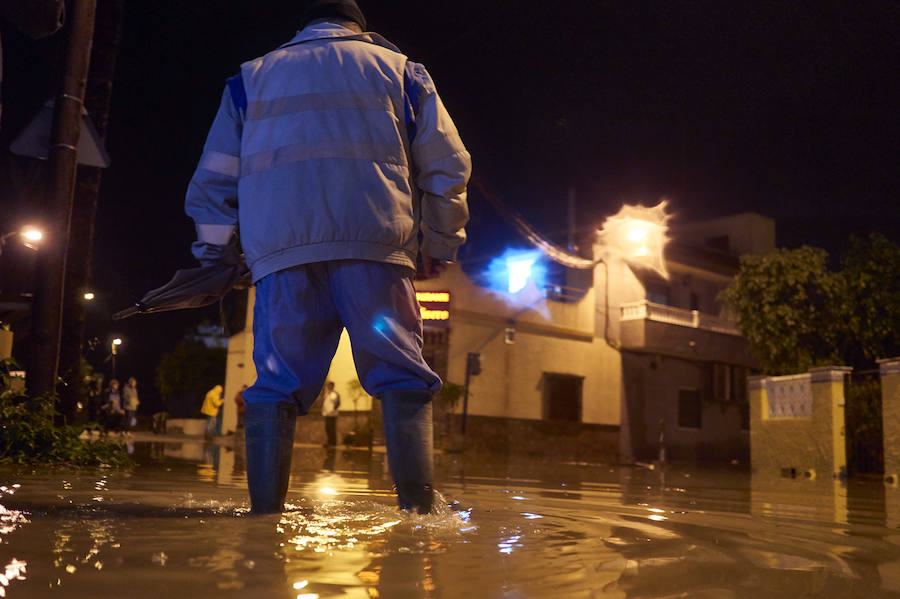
[222,212,774,462]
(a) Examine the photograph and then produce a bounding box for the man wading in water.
[184,0,470,514]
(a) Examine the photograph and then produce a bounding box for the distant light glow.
[293,581,309,590]
[21,227,43,242]
[521,513,543,519]
[484,249,545,295]
[598,200,671,279]
[319,487,338,496]
[112,338,122,346]
[506,255,536,293]
[83,292,95,301]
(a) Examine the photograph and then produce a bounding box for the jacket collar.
[279,22,401,54]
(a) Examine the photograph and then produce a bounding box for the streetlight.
[597,200,671,278]
[111,337,122,379]
[0,225,45,256]
[83,292,95,301]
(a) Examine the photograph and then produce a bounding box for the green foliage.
[839,234,900,365]
[721,246,842,374]
[0,358,132,468]
[721,235,900,374]
[155,341,226,409]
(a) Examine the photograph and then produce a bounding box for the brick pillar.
[749,366,850,479]
[880,357,900,484]
[750,367,850,524]
[809,366,851,479]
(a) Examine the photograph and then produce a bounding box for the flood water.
[2,438,900,598]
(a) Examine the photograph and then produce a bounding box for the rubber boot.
[380,389,434,514]
[244,401,297,514]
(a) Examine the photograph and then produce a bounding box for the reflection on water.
[2,442,900,597]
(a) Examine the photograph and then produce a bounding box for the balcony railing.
[620,300,741,336]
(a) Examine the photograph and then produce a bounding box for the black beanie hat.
[299,0,366,31]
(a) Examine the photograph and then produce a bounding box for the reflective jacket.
[185,23,471,282]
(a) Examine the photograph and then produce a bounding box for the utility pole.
[28,0,97,398]
[58,0,124,419]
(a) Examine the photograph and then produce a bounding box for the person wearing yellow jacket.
[201,385,224,439]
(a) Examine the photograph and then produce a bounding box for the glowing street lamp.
[111,337,123,379]
[83,292,95,301]
[598,200,671,278]
[20,226,43,248]
[0,225,45,255]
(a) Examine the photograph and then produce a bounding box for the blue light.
[506,255,536,293]
[483,249,545,295]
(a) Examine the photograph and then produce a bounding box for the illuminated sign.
[416,291,450,303]
[416,291,451,327]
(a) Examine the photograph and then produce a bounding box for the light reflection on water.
[0,442,900,597]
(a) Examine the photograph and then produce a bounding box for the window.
[678,389,702,429]
[542,373,583,422]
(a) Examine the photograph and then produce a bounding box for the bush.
[0,358,132,468]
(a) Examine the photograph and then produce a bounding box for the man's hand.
[422,254,450,278]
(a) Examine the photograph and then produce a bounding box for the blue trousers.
[244,260,440,413]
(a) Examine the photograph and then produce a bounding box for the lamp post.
[111,337,122,379]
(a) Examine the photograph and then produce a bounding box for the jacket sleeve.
[406,62,471,261]
[184,85,243,266]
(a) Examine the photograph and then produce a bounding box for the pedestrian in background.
[101,378,124,432]
[123,377,140,429]
[201,384,224,439]
[234,384,247,429]
[321,381,340,446]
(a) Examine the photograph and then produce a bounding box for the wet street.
[2,438,900,598]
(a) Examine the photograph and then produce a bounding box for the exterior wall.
[322,329,371,412]
[223,287,256,434]
[621,352,748,462]
[881,358,900,530]
[749,366,850,479]
[671,212,776,256]
[224,287,369,430]
[881,358,900,483]
[415,264,622,428]
[448,414,619,462]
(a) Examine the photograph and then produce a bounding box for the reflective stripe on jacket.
[185,23,471,282]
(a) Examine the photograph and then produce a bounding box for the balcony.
[620,300,740,336]
[619,300,752,365]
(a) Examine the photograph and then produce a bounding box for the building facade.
[222,212,774,463]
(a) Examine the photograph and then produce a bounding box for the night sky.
[3,1,899,407]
